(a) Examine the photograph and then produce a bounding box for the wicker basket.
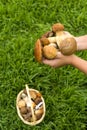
[16,88,46,126]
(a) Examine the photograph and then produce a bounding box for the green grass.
[0,0,87,130]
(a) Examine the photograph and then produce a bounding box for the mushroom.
[52,23,64,36]
[59,37,77,55]
[34,97,42,105]
[35,108,43,120]
[20,106,28,114]
[18,99,26,108]
[22,112,32,121]
[36,92,42,98]
[34,39,42,62]
[21,93,27,99]
[29,90,37,101]
[40,37,50,46]
[43,45,58,59]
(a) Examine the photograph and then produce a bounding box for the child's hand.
[42,52,73,68]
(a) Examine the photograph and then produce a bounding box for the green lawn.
[0,0,87,130]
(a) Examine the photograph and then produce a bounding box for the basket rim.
[16,88,46,126]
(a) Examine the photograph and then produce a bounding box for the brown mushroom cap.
[52,23,64,33]
[43,45,58,59]
[29,90,37,100]
[18,99,26,108]
[34,39,42,62]
[40,37,50,46]
[59,37,77,55]
[35,108,43,120]
[20,106,28,114]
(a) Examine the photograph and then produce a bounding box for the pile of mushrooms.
[16,85,45,126]
[34,23,77,62]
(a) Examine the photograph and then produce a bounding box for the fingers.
[43,59,59,67]
[42,52,66,67]
[43,58,65,68]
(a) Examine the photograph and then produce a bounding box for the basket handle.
[25,84,36,123]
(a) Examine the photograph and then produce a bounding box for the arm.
[75,35,87,50]
[70,55,87,74]
[43,52,87,74]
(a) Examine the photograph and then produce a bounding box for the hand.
[42,52,74,68]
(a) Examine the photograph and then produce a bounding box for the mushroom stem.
[55,31,64,36]
[47,36,62,46]
[48,37,56,43]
